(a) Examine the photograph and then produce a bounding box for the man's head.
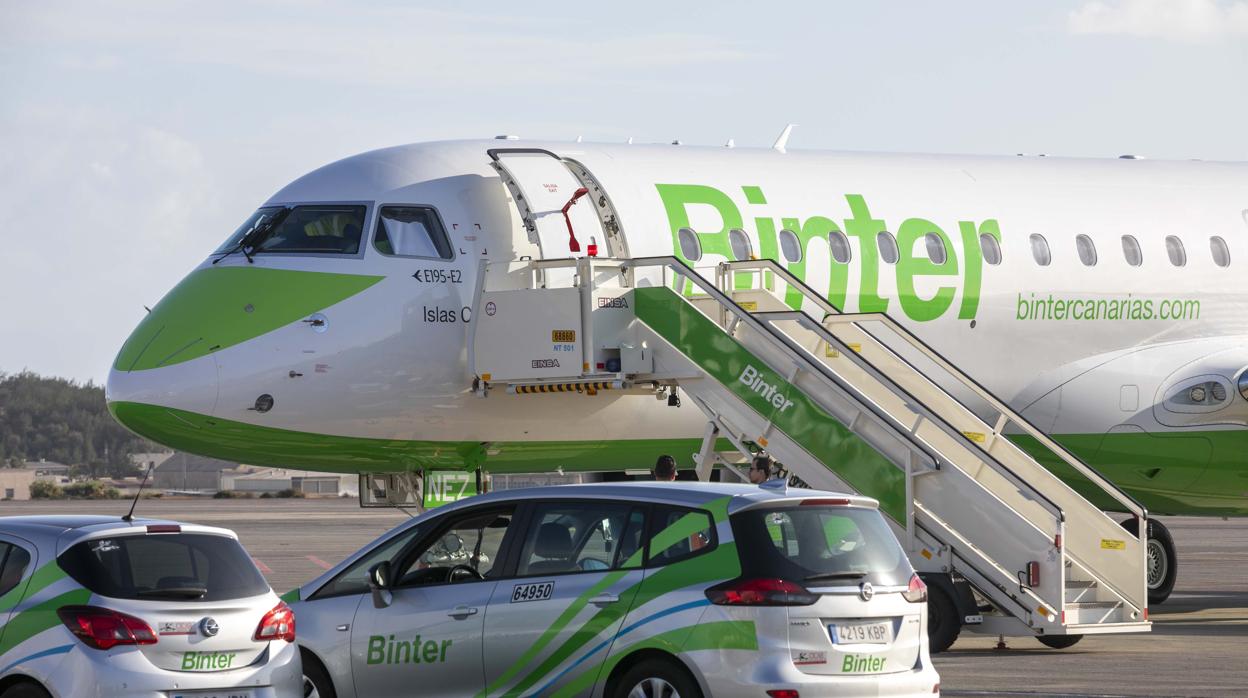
[653,455,678,481]
[749,453,773,484]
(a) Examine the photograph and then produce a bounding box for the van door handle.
[589,594,619,606]
[448,605,479,619]
[336,624,350,632]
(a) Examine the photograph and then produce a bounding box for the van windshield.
[59,533,270,602]
[731,505,912,587]
[214,204,367,256]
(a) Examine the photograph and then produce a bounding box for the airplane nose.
[106,356,221,440]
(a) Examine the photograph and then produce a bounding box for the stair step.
[1066,580,1097,589]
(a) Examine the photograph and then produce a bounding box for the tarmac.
[4,498,1245,697]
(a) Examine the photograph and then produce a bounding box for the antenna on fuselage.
[773,124,796,153]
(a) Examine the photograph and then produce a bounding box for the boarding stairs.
[470,255,1151,639]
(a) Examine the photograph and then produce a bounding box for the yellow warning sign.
[824,342,862,358]
[920,549,933,560]
[1101,539,1126,550]
[738,301,758,311]
[962,431,986,444]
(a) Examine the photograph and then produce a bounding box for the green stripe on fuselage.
[113,266,383,372]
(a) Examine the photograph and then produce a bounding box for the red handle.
[560,187,590,253]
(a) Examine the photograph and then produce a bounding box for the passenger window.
[923,233,947,264]
[647,506,716,567]
[979,233,1002,265]
[394,507,515,587]
[829,230,852,264]
[374,206,453,259]
[312,523,425,599]
[0,544,32,597]
[1122,235,1143,266]
[728,228,753,260]
[1029,234,1051,266]
[253,205,367,255]
[677,227,702,262]
[876,231,899,265]
[1210,236,1231,267]
[1165,235,1187,267]
[516,501,641,576]
[778,229,802,263]
[1076,234,1097,266]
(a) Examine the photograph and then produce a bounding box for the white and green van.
[289,482,940,697]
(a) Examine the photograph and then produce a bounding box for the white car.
[0,515,303,698]
[289,482,940,697]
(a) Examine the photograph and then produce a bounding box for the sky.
[1,0,1246,383]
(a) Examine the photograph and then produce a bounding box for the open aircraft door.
[488,148,626,284]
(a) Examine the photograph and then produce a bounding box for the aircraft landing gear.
[1121,517,1176,605]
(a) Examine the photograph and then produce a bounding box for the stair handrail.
[719,258,1148,521]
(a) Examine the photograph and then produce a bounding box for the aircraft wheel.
[926,583,961,653]
[1121,517,1176,604]
[1036,635,1083,649]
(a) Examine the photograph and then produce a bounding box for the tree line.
[0,371,163,478]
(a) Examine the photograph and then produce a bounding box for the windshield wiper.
[804,571,867,582]
[213,208,289,265]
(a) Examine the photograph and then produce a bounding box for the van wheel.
[1037,635,1083,649]
[1,683,51,698]
[613,658,702,698]
[301,650,337,698]
[926,583,961,653]
[1121,518,1176,604]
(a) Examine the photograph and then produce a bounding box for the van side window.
[515,501,643,576]
[0,543,32,597]
[311,523,425,599]
[1076,234,1097,266]
[1210,236,1231,267]
[374,206,453,259]
[647,506,716,567]
[1029,234,1051,266]
[393,507,516,587]
[1122,235,1143,266]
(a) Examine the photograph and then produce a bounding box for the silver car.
[290,482,940,697]
[0,515,303,698]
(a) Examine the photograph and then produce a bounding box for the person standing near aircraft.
[653,454,678,481]
[749,453,774,484]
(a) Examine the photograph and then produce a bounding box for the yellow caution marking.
[738,301,758,311]
[1037,605,1051,617]
[962,431,986,444]
[1100,539,1126,550]
[825,345,840,358]
[552,329,576,342]
[920,549,933,560]
[514,382,616,395]
[758,436,769,447]
[848,343,861,353]
[481,373,491,382]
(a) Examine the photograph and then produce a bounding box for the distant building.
[129,452,175,472]
[153,453,243,492]
[221,468,356,497]
[22,460,72,482]
[0,469,37,500]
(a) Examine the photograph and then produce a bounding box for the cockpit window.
[374,206,453,259]
[214,205,366,257]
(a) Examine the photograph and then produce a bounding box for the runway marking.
[252,557,274,574]
[306,555,333,570]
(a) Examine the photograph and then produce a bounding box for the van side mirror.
[368,561,393,609]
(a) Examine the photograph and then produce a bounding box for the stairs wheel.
[926,583,961,653]
[1120,517,1177,605]
[1036,635,1083,650]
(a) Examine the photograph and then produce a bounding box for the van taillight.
[705,578,817,606]
[255,601,296,642]
[902,573,928,603]
[57,606,157,650]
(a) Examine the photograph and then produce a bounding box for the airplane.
[104,137,1248,612]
